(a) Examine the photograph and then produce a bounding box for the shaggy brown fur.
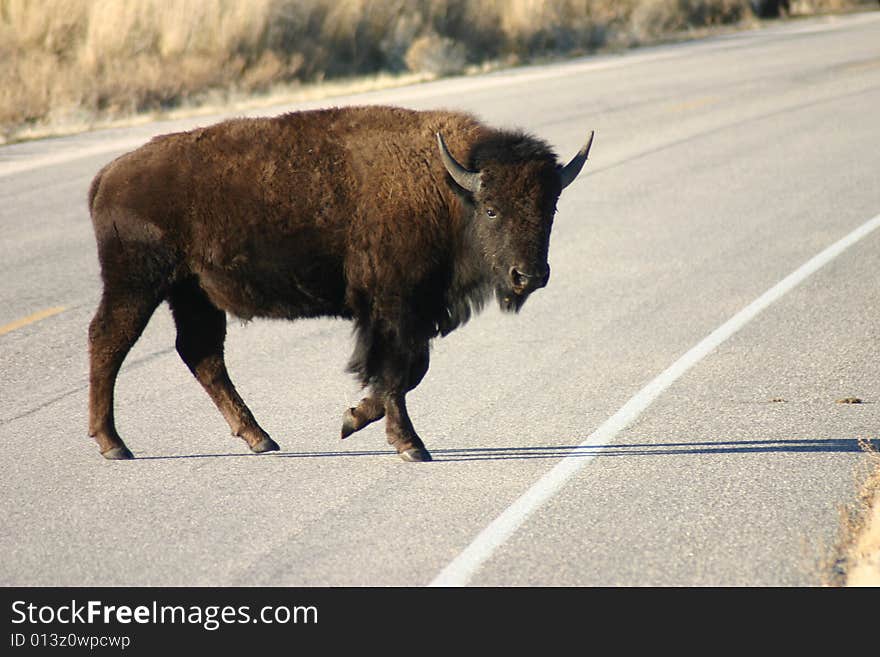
[87,105,591,461]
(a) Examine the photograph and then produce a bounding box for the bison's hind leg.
[168,280,279,454]
[88,287,163,459]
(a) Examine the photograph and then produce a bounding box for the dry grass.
[0,0,874,143]
[839,440,880,585]
[824,439,880,585]
[790,0,868,13]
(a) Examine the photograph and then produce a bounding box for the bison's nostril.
[509,266,550,289]
[509,267,531,290]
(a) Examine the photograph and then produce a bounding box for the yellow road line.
[839,58,880,73]
[0,306,67,337]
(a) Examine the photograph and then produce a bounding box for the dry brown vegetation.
[833,439,880,586]
[0,0,873,142]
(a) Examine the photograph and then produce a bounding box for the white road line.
[429,211,880,587]
[0,138,146,179]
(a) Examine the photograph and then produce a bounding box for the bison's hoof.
[399,447,433,462]
[341,408,358,439]
[101,445,134,460]
[250,436,280,454]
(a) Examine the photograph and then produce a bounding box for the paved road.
[2,12,879,586]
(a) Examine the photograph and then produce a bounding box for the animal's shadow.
[134,438,867,462]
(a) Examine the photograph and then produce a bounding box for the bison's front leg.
[346,317,432,461]
[341,395,385,439]
[341,345,428,441]
[383,391,431,462]
[380,340,432,462]
[342,391,430,461]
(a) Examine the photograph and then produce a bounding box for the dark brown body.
[87,106,591,461]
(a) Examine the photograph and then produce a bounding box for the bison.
[87,105,593,462]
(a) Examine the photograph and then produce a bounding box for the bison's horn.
[559,130,595,190]
[436,133,482,193]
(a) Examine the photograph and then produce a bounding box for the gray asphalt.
[2,11,879,586]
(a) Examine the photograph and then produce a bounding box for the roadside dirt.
[843,443,880,586]
[847,506,880,585]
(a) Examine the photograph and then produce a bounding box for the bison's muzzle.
[500,265,551,313]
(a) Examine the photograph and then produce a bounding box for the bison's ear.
[559,130,595,190]
[436,133,482,194]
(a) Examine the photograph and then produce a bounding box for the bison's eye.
[486,208,498,219]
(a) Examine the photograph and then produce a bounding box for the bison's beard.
[497,286,530,314]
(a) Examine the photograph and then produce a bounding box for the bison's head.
[437,130,594,313]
